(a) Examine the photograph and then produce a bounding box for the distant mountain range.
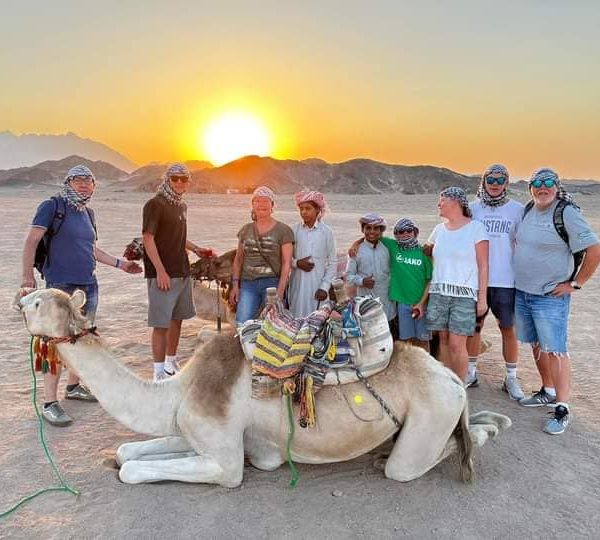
[1,152,598,196]
[0,131,137,172]
[0,155,128,186]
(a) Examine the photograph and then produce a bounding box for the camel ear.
[70,289,87,311]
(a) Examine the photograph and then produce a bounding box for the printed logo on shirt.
[482,218,513,235]
[395,253,422,266]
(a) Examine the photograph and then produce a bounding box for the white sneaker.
[502,377,525,401]
[153,370,168,382]
[164,359,181,377]
[464,371,479,388]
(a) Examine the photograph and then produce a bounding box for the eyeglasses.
[70,176,94,184]
[486,176,507,186]
[530,179,557,189]
[169,175,190,183]
[394,228,415,234]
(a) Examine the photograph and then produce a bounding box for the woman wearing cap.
[424,186,489,381]
[229,186,294,324]
[20,164,142,426]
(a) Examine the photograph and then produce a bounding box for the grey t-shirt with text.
[513,200,598,295]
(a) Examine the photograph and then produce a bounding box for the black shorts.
[480,287,515,329]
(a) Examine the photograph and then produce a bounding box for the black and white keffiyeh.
[157,163,190,206]
[477,163,510,208]
[440,186,472,217]
[529,168,580,210]
[61,165,95,211]
[393,218,420,249]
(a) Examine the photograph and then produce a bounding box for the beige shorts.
[147,276,195,328]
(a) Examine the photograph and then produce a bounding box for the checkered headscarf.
[440,186,472,217]
[393,218,420,249]
[477,163,510,208]
[61,165,95,211]
[157,163,190,206]
[359,213,387,231]
[529,168,579,210]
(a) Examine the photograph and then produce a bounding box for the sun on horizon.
[201,112,272,166]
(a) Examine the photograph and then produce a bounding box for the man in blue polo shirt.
[21,165,142,426]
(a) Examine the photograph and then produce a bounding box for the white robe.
[288,221,337,318]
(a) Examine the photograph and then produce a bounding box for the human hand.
[422,244,433,257]
[156,269,171,291]
[314,289,328,302]
[297,256,315,272]
[121,261,143,274]
[362,275,375,289]
[476,299,488,317]
[348,238,363,258]
[21,275,37,289]
[195,247,217,258]
[229,284,239,306]
[550,282,575,297]
[412,303,425,320]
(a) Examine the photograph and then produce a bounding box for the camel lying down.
[17,288,511,486]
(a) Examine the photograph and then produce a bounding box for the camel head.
[123,237,144,261]
[190,249,236,283]
[16,288,90,338]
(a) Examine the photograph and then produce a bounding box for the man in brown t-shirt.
[142,163,212,381]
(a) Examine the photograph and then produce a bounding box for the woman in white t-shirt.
[425,187,489,381]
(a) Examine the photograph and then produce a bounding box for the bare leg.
[152,327,168,362]
[534,346,554,389]
[43,369,61,402]
[500,326,519,364]
[446,333,469,380]
[166,319,183,356]
[437,331,449,365]
[548,354,571,403]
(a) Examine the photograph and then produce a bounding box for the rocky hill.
[127,155,479,195]
[124,160,213,191]
[0,131,137,172]
[0,155,128,186]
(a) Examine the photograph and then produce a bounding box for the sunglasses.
[395,228,416,234]
[170,175,190,183]
[530,179,557,189]
[70,176,94,184]
[486,176,507,185]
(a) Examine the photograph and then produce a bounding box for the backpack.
[523,199,584,281]
[34,196,97,279]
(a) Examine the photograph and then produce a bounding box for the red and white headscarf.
[295,190,327,218]
[252,186,275,205]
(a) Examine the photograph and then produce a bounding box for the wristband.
[232,278,240,283]
[115,258,121,268]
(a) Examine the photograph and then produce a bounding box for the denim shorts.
[147,276,195,328]
[47,281,98,321]
[398,303,431,341]
[426,293,476,336]
[515,289,570,354]
[486,287,516,329]
[236,276,279,324]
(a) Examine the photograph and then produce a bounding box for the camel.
[16,287,510,487]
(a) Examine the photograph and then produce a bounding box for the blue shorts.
[398,303,430,341]
[47,281,99,321]
[484,287,515,329]
[236,276,279,324]
[515,290,570,354]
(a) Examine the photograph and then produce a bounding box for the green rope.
[285,394,300,488]
[0,338,79,520]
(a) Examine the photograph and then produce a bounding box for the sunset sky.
[1,1,599,178]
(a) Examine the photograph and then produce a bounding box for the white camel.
[16,288,510,487]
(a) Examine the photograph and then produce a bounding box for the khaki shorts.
[147,276,195,328]
[426,293,476,336]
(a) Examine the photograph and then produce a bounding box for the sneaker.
[65,384,98,402]
[164,359,181,377]
[543,405,570,435]
[464,371,479,388]
[42,402,72,427]
[502,377,525,401]
[520,387,556,407]
[153,370,168,382]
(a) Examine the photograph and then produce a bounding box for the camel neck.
[57,338,180,437]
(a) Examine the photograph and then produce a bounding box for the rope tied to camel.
[32,327,99,374]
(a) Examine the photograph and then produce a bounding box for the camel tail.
[454,398,474,483]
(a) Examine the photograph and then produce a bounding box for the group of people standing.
[20,161,600,437]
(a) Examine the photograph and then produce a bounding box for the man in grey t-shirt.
[513,168,600,435]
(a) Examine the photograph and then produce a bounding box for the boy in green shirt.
[381,218,432,350]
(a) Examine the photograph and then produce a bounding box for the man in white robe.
[288,191,337,318]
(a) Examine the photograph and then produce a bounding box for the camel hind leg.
[384,384,467,482]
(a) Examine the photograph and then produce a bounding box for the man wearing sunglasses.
[143,163,213,381]
[466,164,525,400]
[513,168,600,434]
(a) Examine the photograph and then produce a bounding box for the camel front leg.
[119,453,244,487]
[116,437,195,466]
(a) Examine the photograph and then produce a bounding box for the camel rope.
[0,338,79,520]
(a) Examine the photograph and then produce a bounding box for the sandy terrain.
[1,188,599,539]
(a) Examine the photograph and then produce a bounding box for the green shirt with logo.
[380,236,432,305]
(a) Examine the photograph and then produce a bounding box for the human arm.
[21,227,46,288]
[278,242,293,300]
[475,240,489,317]
[347,237,364,258]
[142,232,170,290]
[318,229,338,293]
[412,281,430,320]
[229,240,244,306]
[552,243,600,296]
[95,246,142,274]
[186,240,216,258]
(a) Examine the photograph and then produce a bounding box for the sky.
[1,0,599,178]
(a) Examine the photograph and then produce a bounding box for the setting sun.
[201,112,271,166]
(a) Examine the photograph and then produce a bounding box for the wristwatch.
[569,280,581,290]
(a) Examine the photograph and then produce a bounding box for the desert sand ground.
[1,187,599,539]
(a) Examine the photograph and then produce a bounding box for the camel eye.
[34,299,41,309]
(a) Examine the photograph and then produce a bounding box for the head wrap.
[529,168,579,209]
[477,163,509,208]
[295,190,327,219]
[61,164,95,211]
[251,186,275,204]
[393,218,420,249]
[440,186,472,218]
[157,163,190,206]
[358,213,387,231]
